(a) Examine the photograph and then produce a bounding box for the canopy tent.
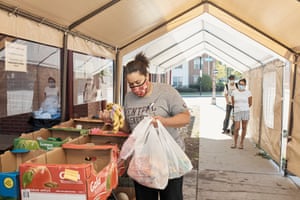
[1,0,300,178]
[0,0,299,70]
[121,13,285,73]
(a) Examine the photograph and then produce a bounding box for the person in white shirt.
[222,75,237,134]
[41,77,59,114]
[231,78,252,149]
[83,77,98,103]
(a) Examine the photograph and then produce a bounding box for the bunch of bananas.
[104,103,125,133]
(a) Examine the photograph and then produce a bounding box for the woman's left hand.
[151,116,165,127]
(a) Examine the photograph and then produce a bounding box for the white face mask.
[229,80,235,84]
[238,84,245,90]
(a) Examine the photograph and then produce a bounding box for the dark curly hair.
[238,78,246,85]
[48,77,56,83]
[125,52,149,76]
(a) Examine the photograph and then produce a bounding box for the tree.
[198,74,212,92]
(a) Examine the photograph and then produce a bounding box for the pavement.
[182,96,300,200]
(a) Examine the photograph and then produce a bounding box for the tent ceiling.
[122,13,283,73]
[0,0,299,72]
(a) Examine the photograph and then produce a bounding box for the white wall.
[171,62,189,87]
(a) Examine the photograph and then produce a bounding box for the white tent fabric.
[1,0,300,178]
[0,0,299,72]
[122,13,284,73]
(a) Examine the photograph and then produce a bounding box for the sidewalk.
[183,97,300,200]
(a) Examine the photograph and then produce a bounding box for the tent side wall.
[247,67,262,145]
[287,61,300,176]
[0,9,63,48]
[248,60,285,164]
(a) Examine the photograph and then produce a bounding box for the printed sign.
[5,41,27,72]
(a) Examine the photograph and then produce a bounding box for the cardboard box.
[16,128,81,151]
[70,133,129,177]
[73,118,105,129]
[0,150,46,199]
[72,132,129,149]
[55,118,104,130]
[19,144,119,200]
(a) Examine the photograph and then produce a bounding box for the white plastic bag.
[157,120,193,179]
[119,116,153,160]
[126,117,169,189]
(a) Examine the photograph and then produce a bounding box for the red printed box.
[19,144,119,200]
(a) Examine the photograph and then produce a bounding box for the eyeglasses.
[128,79,146,88]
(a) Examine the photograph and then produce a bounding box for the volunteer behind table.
[41,77,59,114]
[122,52,190,200]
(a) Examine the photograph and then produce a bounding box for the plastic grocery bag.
[119,116,153,160]
[157,120,193,179]
[125,117,169,189]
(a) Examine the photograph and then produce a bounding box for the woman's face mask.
[130,79,149,97]
[238,84,246,90]
[229,80,235,84]
[48,81,56,88]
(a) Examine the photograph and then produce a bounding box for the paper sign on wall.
[5,41,27,72]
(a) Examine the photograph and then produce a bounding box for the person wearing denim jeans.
[222,75,237,134]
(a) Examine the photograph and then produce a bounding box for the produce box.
[73,118,105,129]
[19,144,119,200]
[15,128,80,151]
[72,131,129,149]
[71,133,129,177]
[54,118,104,130]
[47,127,88,138]
[0,150,46,200]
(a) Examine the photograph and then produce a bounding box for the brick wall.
[0,113,33,136]
[73,101,101,118]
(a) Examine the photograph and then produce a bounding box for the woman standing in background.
[231,78,252,149]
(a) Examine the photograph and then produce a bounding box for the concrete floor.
[183,97,300,200]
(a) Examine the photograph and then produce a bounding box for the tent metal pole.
[208,1,298,55]
[114,50,120,104]
[279,61,289,176]
[69,0,120,30]
[0,3,115,50]
[288,55,299,138]
[61,32,68,121]
[257,63,264,148]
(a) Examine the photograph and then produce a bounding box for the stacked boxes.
[73,118,105,129]
[72,132,129,149]
[1,115,134,199]
[19,144,119,200]
[0,150,46,200]
[54,118,104,130]
[15,128,82,151]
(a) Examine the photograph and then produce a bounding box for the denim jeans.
[134,176,183,200]
[223,104,234,131]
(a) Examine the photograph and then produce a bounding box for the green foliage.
[198,74,212,92]
[216,80,225,91]
[175,87,198,93]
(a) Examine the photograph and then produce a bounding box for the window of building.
[173,76,183,87]
[175,65,183,70]
[192,75,199,84]
[194,58,201,70]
